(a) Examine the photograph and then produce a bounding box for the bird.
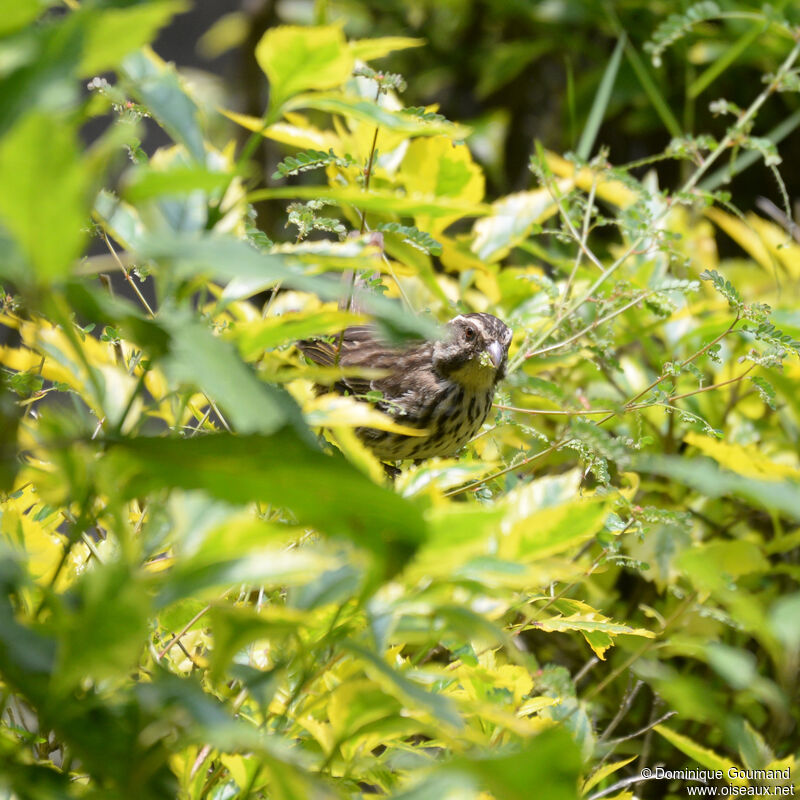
[297,312,512,462]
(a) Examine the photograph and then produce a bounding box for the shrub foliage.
[0,3,799,799]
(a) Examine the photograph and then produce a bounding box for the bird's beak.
[486,341,504,369]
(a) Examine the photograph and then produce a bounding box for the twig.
[604,710,677,746]
[526,292,651,359]
[102,233,155,318]
[511,38,800,372]
[493,404,614,416]
[586,772,660,800]
[157,604,211,660]
[598,679,644,742]
[582,594,694,702]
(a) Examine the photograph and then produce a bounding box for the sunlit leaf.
[0,112,89,282]
[256,25,354,111]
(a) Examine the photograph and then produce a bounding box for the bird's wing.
[298,326,395,397]
[296,338,337,366]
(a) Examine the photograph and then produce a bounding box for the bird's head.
[433,313,513,389]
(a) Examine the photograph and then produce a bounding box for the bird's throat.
[446,359,497,390]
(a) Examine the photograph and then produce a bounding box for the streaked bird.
[298,312,512,461]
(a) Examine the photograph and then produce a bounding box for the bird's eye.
[464,327,476,341]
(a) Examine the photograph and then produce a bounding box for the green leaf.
[687,18,764,99]
[79,2,186,77]
[283,92,470,139]
[160,309,300,436]
[208,605,303,680]
[577,33,625,160]
[450,727,582,800]
[121,49,205,162]
[0,112,89,282]
[624,39,683,138]
[122,165,235,203]
[341,640,462,729]
[501,495,608,561]
[0,0,48,36]
[271,148,356,179]
[55,562,150,692]
[101,431,427,579]
[638,455,800,521]
[377,223,442,256]
[678,540,769,593]
[138,232,440,340]
[654,724,744,781]
[256,25,354,111]
[645,2,722,67]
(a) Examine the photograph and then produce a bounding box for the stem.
[494,404,614,416]
[510,38,800,374]
[358,82,383,236]
[157,604,211,660]
[595,314,740,426]
[526,292,651,359]
[582,594,694,702]
[103,233,155,318]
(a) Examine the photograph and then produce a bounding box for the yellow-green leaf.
[256,25,354,111]
[222,109,340,151]
[678,540,769,593]
[79,2,186,76]
[250,185,491,219]
[304,394,428,437]
[472,186,563,263]
[582,757,637,793]
[0,113,89,282]
[685,431,800,481]
[285,92,470,139]
[349,37,425,61]
[234,310,367,359]
[654,725,747,785]
[400,137,485,234]
[500,495,608,561]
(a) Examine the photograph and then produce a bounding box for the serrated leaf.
[122,49,205,162]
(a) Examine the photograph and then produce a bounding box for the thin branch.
[604,710,677,746]
[102,233,155,318]
[586,772,660,800]
[526,292,651,359]
[594,314,740,427]
[511,38,800,373]
[582,594,694,702]
[666,365,754,402]
[494,404,614,416]
[157,604,211,660]
[598,679,644,742]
